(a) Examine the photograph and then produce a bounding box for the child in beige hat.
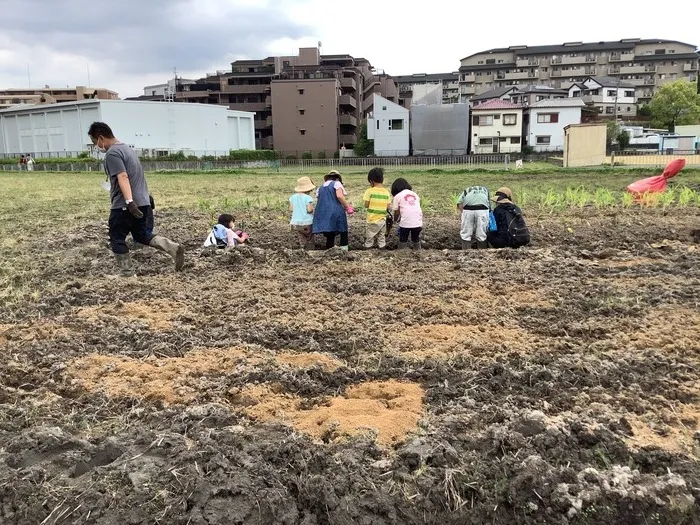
[289,176,316,249]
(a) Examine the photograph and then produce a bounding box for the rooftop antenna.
[87,63,91,87]
[27,64,31,88]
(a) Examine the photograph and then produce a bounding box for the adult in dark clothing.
[88,122,185,277]
[487,187,531,249]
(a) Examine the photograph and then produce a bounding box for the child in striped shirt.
[363,167,391,249]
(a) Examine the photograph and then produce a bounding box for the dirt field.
[1,170,700,524]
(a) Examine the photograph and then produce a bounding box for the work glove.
[127,201,144,219]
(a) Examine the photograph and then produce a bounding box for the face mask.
[96,138,107,154]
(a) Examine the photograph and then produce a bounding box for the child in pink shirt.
[390,178,423,250]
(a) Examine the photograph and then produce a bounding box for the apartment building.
[394,72,460,108]
[174,47,398,151]
[459,39,699,106]
[271,78,339,156]
[568,77,637,116]
[471,99,524,154]
[0,86,119,109]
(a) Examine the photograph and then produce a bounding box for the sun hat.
[491,186,513,204]
[294,176,316,193]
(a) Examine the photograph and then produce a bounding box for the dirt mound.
[275,351,343,371]
[68,347,252,405]
[239,380,424,445]
[626,306,700,352]
[0,322,72,344]
[393,323,540,358]
[76,299,184,330]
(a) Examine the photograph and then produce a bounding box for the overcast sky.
[1,0,697,98]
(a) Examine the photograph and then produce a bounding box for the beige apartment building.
[271,79,339,156]
[459,39,699,106]
[175,47,398,152]
[0,86,119,109]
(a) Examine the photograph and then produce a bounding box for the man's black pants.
[109,206,155,254]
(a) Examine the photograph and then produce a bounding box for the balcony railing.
[684,63,698,72]
[339,133,357,145]
[516,58,540,67]
[223,84,268,94]
[340,114,358,127]
[230,102,266,112]
[340,77,357,91]
[339,94,357,108]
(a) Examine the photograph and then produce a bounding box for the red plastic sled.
[626,159,686,194]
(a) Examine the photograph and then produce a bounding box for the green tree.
[606,120,620,147]
[617,130,630,150]
[354,122,374,157]
[637,104,652,117]
[649,79,700,131]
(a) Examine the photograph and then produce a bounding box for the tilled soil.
[1,208,700,524]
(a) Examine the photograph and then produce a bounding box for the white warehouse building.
[0,100,255,157]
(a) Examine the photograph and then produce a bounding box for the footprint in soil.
[71,442,125,477]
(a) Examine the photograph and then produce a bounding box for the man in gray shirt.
[88,122,184,276]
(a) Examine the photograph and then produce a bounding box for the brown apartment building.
[0,86,119,109]
[174,47,398,153]
[459,38,699,105]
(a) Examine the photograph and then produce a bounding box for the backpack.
[503,206,530,248]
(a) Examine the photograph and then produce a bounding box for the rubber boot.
[340,245,349,252]
[477,240,489,249]
[410,241,422,250]
[461,239,472,250]
[149,235,185,271]
[397,242,409,250]
[114,252,135,277]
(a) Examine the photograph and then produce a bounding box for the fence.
[609,150,700,167]
[0,154,520,173]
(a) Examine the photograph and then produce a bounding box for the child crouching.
[204,213,249,250]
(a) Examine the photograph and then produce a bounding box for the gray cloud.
[3,0,312,74]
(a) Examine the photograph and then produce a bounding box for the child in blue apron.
[312,170,354,250]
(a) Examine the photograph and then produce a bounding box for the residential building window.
[377,120,380,129]
[486,59,495,64]
[655,49,665,55]
[572,90,581,97]
[382,106,387,110]
[493,114,500,119]
[606,89,616,97]
[605,107,614,114]
[479,138,493,145]
[299,129,306,135]
[624,90,634,97]
[503,114,517,125]
[299,109,305,115]
[477,115,494,126]
[499,137,507,142]
[388,119,403,130]
[478,60,484,64]
[536,113,559,123]
[298,89,304,95]
[536,136,550,145]
[510,137,521,144]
